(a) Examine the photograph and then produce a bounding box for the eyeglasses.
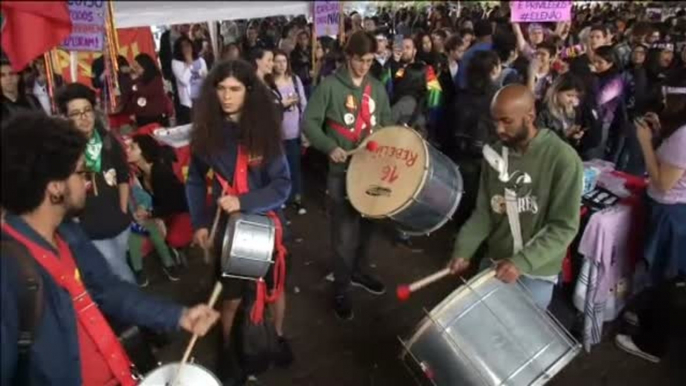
[67,108,94,120]
[74,169,93,180]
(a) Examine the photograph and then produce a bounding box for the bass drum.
[139,362,221,386]
[400,269,581,385]
[347,126,463,235]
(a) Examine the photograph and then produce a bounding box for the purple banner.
[60,0,106,52]
[314,1,340,38]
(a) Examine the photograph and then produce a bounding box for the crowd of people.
[1,2,685,386]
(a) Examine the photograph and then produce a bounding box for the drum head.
[140,363,221,386]
[347,126,428,217]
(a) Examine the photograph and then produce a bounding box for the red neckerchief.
[326,83,373,143]
[214,146,287,324]
[1,223,136,386]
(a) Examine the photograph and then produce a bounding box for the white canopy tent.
[113,1,312,29]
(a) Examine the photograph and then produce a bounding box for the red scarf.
[214,146,287,324]
[2,223,136,386]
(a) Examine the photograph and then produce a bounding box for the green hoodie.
[303,67,392,174]
[452,129,583,277]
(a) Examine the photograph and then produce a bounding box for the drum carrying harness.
[213,146,288,324]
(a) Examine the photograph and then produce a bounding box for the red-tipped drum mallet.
[346,140,379,157]
[396,268,451,301]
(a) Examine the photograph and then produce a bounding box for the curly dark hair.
[1,113,87,215]
[191,59,282,161]
[56,83,96,115]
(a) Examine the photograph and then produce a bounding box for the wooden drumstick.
[203,206,222,264]
[396,268,451,301]
[345,140,379,157]
[170,281,223,386]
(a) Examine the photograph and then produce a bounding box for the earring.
[49,194,64,205]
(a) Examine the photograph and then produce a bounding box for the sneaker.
[293,202,307,215]
[162,265,181,282]
[351,272,386,295]
[334,293,354,321]
[134,270,149,287]
[273,336,295,368]
[615,334,660,363]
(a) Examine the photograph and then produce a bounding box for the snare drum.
[139,362,221,386]
[400,269,581,386]
[220,213,275,281]
[346,126,463,235]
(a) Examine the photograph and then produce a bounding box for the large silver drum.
[347,126,463,235]
[139,362,221,386]
[220,213,275,280]
[400,269,581,386]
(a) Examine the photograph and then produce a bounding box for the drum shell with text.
[138,362,221,386]
[346,126,463,235]
[399,269,581,386]
[220,213,275,280]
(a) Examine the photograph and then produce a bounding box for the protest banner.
[511,1,572,23]
[314,1,340,37]
[60,0,106,52]
[54,27,156,86]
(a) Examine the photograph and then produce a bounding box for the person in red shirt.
[1,113,220,386]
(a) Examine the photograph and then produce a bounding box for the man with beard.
[388,37,428,129]
[1,113,219,386]
[448,85,583,310]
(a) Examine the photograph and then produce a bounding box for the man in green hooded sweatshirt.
[303,31,392,320]
[449,84,583,310]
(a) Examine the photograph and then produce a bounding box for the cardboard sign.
[314,1,340,37]
[60,0,106,52]
[511,1,572,23]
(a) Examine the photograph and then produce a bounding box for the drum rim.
[140,362,222,385]
[346,126,431,218]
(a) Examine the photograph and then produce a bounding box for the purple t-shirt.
[277,76,307,140]
[648,126,686,204]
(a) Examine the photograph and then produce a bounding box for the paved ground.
[140,154,684,386]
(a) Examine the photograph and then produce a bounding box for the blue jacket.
[456,42,493,90]
[1,215,183,386]
[185,121,291,231]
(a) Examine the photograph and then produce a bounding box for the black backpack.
[1,239,44,385]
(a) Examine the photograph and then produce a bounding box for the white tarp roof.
[113,1,311,28]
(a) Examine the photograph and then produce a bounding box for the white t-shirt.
[172,58,208,108]
[33,81,52,115]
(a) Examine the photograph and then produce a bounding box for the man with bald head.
[448,85,583,309]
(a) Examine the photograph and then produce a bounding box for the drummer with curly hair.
[448,84,583,310]
[185,60,293,382]
[303,31,393,321]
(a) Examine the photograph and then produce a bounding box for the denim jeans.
[92,227,135,283]
[327,174,376,294]
[283,138,303,202]
[479,259,556,310]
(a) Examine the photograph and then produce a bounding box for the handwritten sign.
[511,1,572,23]
[314,1,340,37]
[61,0,106,52]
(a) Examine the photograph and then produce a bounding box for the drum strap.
[213,147,288,324]
[482,145,524,253]
[1,223,136,386]
[326,83,373,144]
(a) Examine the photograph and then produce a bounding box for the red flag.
[0,1,72,72]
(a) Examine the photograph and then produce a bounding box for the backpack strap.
[1,239,44,381]
[291,75,303,115]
